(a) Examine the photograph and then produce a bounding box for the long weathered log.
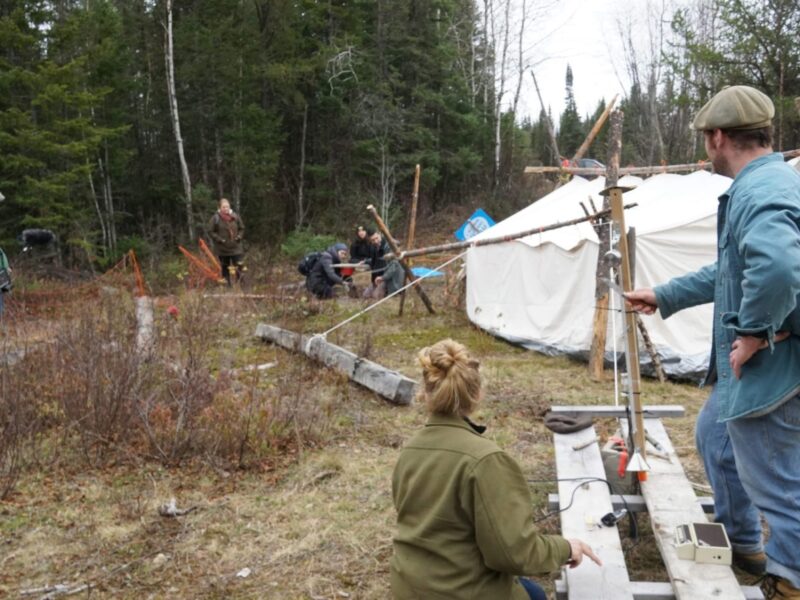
[525,148,800,176]
[255,323,416,405]
[385,204,637,261]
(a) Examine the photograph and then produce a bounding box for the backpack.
[297,251,322,276]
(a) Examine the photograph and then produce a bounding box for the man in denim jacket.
[627,86,800,600]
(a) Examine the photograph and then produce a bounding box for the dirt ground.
[0,273,761,599]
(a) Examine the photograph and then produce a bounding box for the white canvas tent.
[466,169,734,380]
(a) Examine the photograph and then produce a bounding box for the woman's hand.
[567,539,602,568]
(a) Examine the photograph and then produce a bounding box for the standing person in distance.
[208,198,245,286]
[391,339,601,600]
[626,86,800,599]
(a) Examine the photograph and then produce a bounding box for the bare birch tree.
[164,0,194,239]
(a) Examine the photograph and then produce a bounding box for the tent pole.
[399,164,421,316]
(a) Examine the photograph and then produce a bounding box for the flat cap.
[692,85,774,131]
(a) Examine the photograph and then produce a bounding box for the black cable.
[528,476,639,546]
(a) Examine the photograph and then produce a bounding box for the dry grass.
[1,277,757,598]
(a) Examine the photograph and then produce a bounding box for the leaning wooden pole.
[366,204,435,315]
[587,109,623,380]
[571,94,618,163]
[530,69,560,164]
[399,165,422,316]
[385,205,636,261]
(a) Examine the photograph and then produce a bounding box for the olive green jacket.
[391,414,571,599]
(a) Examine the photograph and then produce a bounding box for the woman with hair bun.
[391,339,601,599]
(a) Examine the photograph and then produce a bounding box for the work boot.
[732,550,767,576]
[761,574,800,599]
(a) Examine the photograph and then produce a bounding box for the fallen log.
[255,323,416,405]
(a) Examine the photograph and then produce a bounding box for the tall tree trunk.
[296,102,308,229]
[214,128,225,199]
[164,0,194,240]
[88,165,108,254]
[100,143,117,251]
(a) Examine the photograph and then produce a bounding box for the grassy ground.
[0,273,758,599]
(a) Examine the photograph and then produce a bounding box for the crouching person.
[391,339,601,600]
[306,243,351,299]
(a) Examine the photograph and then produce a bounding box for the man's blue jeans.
[727,394,800,589]
[695,387,762,554]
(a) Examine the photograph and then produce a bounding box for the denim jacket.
[655,153,800,421]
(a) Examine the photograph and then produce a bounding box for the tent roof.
[474,170,731,251]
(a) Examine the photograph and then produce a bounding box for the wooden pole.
[609,186,646,461]
[399,165,422,316]
[530,69,560,165]
[366,204,435,315]
[525,148,800,176]
[571,94,618,163]
[385,204,637,261]
[587,109,623,380]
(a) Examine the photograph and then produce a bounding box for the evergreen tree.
[558,64,583,158]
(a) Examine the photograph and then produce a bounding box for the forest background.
[1,0,799,267]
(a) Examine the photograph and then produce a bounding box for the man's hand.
[567,539,602,568]
[624,288,658,315]
[730,331,790,379]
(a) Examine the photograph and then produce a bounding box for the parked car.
[576,158,604,169]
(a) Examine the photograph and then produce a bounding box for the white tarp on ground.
[466,169,736,380]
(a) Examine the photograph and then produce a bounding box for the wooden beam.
[547,493,714,515]
[554,425,634,599]
[399,164,422,317]
[525,163,711,176]
[526,148,800,176]
[366,204,435,315]
[634,419,745,599]
[548,405,685,418]
[609,183,647,461]
[386,204,637,261]
[571,94,618,163]
[254,323,416,405]
[588,109,623,379]
[555,580,763,600]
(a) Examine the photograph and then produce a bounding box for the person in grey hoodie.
[306,243,350,299]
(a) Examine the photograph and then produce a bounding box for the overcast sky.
[513,0,640,121]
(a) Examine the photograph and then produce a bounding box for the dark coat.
[209,211,245,256]
[307,245,344,297]
[350,237,372,264]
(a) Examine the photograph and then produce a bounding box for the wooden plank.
[635,418,745,600]
[555,580,763,600]
[554,426,634,599]
[255,323,416,405]
[549,405,685,418]
[548,494,714,515]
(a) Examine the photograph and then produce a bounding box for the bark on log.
[135,296,154,357]
[255,323,416,405]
